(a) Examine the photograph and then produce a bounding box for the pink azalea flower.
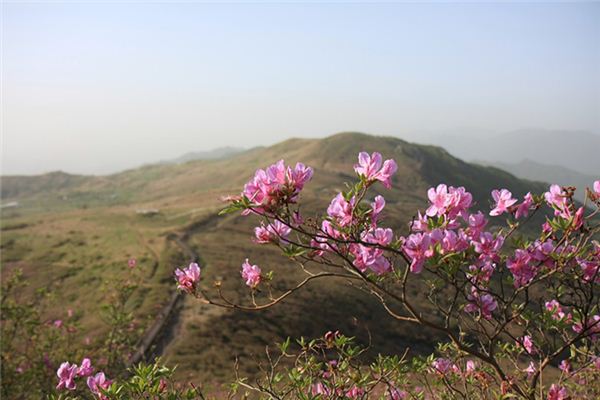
[542,221,553,234]
[402,233,434,273]
[53,319,63,328]
[292,210,304,226]
[559,360,571,374]
[345,386,364,398]
[354,152,398,189]
[174,262,201,294]
[515,192,534,219]
[354,152,383,180]
[373,159,398,189]
[489,189,517,216]
[426,184,451,217]
[465,360,477,374]
[241,160,313,210]
[56,362,78,390]
[573,206,584,229]
[507,249,537,288]
[371,195,386,223]
[572,315,600,339]
[471,231,504,261]
[410,211,429,232]
[524,362,536,379]
[327,193,355,227]
[465,286,497,320]
[446,186,473,219]
[351,242,391,275]
[311,381,331,396]
[254,220,291,244]
[241,259,261,288]
[286,162,313,194]
[545,300,571,322]
[517,335,536,354]
[254,224,272,243]
[87,372,111,398]
[389,387,408,399]
[432,358,457,375]
[594,180,600,195]
[128,258,137,268]
[440,229,469,254]
[363,227,394,246]
[578,257,600,283]
[547,384,568,400]
[466,211,487,239]
[544,184,571,219]
[467,259,496,284]
[77,358,94,377]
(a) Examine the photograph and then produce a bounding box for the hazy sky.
[2,1,599,175]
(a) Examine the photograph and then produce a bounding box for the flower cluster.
[56,358,111,399]
[184,151,600,399]
[354,151,398,188]
[241,258,261,288]
[174,262,201,294]
[242,160,313,212]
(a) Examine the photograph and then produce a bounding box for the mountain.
[162,146,244,164]
[402,129,600,176]
[0,132,549,386]
[480,159,597,203]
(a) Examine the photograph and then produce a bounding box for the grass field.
[1,132,551,390]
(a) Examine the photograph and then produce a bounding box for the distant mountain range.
[160,146,244,164]
[478,159,597,203]
[402,129,599,177]
[396,129,598,200]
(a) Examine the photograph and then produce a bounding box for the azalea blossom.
[545,300,571,322]
[525,362,536,379]
[327,193,355,227]
[559,359,571,374]
[517,335,536,354]
[426,184,451,217]
[466,211,487,239]
[77,358,94,377]
[389,387,408,399]
[507,249,537,288]
[174,262,201,294]
[241,259,261,288]
[254,220,291,244]
[87,372,111,399]
[547,384,569,400]
[465,286,497,320]
[241,160,313,211]
[402,233,434,273]
[515,192,534,219]
[362,227,394,246]
[56,362,78,390]
[471,231,504,261]
[544,184,571,219]
[489,188,517,216]
[371,195,386,224]
[354,152,398,188]
[345,386,364,398]
[432,358,458,375]
[594,180,600,196]
[351,242,391,275]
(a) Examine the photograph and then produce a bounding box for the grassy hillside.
[1,132,548,389]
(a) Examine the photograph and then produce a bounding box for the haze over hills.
[402,128,600,178]
[0,132,550,386]
[478,159,598,203]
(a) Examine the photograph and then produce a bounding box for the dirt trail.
[128,215,219,366]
